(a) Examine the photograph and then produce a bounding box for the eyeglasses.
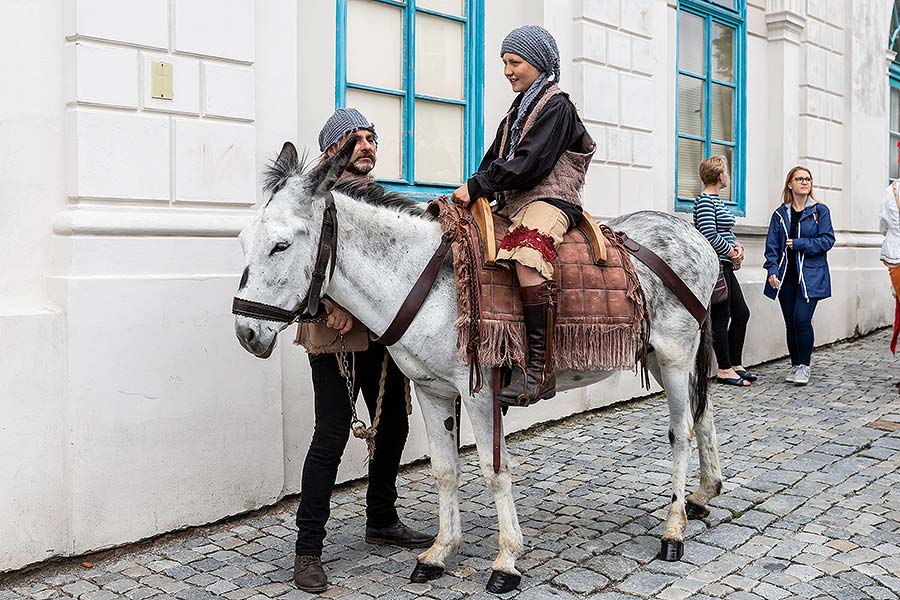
[793,176,812,183]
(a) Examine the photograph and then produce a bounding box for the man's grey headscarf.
[318,108,378,152]
[500,25,560,158]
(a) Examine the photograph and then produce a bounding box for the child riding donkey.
[452,25,596,407]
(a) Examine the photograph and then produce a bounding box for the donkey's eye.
[269,242,291,256]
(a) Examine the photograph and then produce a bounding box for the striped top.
[692,193,736,262]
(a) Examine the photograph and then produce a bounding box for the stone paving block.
[617,571,675,596]
[552,567,610,595]
[584,555,639,582]
[62,580,100,596]
[697,524,757,550]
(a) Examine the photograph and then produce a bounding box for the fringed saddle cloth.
[427,200,650,380]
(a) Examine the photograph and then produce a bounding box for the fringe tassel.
[475,321,637,371]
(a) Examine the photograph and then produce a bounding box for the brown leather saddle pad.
[433,199,646,372]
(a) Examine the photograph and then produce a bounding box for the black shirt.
[786,207,803,282]
[466,88,591,209]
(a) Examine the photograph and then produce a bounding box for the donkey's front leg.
[409,388,462,584]
[464,385,524,594]
[686,399,723,519]
[659,365,692,561]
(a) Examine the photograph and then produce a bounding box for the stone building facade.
[0,0,893,571]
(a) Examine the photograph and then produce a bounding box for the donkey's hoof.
[410,562,443,583]
[486,570,521,594]
[685,500,710,520]
[658,539,684,562]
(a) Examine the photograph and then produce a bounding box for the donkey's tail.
[690,314,713,423]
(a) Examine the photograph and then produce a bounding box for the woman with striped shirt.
[693,156,755,386]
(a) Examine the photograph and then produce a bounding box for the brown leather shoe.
[293,554,328,593]
[498,282,558,407]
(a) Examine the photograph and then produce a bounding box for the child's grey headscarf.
[500,25,560,158]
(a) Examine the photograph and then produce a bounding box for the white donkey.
[234,142,724,594]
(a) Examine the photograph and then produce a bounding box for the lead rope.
[343,340,409,460]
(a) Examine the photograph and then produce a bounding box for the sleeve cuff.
[467,177,487,202]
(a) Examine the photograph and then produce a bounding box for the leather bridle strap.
[232,192,337,324]
[305,192,338,318]
[371,230,455,346]
[620,233,708,327]
[232,297,302,323]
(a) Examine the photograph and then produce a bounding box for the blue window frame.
[336,0,484,199]
[888,1,900,180]
[675,0,746,215]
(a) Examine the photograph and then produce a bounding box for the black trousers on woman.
[710,262,750,370]
[295,343,409,557]
[777,277,819,366]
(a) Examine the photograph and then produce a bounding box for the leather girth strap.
[372,231,455,346]
[620,233,708,326]
[492,367,502,474]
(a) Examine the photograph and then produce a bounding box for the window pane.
[347,89,403,180]
[711,84,734,142]
[678,11,705,75]
[892,134,900,181]
[678,75,704,137]
[711,22,734,82]
[416,14,464,100]
[677,138,704,199]
[892,87,900,132]
[713,0,734,9]
[347,0,403,90]
[893,0,900,54]
[710,144,734,203]
[415,101,464,184]
[417,0,464,17]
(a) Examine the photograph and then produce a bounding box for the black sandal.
[735,369,758,382]
[716,376,750,387]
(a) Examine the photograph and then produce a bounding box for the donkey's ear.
[309,137,357,196]
[277,142,298,168]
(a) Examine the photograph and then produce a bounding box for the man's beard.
[345,157,374,176]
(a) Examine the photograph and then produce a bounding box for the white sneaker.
[793,365,810,385]
[785,366,799,383]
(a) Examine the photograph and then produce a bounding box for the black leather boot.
[365,520,435,548]
[498,282,557,407]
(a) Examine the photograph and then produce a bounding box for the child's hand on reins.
[451,184,471,208]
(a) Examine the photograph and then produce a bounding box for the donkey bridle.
[232,192,338,324]
[232,191,454,346]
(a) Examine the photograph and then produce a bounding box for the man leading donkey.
[293,108,434,593]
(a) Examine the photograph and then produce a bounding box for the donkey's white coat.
[235,144,724,581]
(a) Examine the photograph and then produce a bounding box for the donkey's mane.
[263,148,311,196]
[262,146,435,221]
[332,178,436,221]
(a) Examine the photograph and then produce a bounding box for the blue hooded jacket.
[762,199,835,300]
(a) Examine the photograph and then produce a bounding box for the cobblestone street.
[3,330,899,600]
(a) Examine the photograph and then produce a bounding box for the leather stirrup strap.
[372,231,454,346]
[492,367,502,474]
[620,233,707,327]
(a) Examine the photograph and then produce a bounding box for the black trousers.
[778,277,820,366]
[295,343,410,557]
[710,263,750,370]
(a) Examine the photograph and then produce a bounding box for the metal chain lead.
[339,335,365,432]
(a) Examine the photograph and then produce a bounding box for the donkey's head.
[233,139,355,358]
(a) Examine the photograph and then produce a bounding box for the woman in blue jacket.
[763,166,835,385]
